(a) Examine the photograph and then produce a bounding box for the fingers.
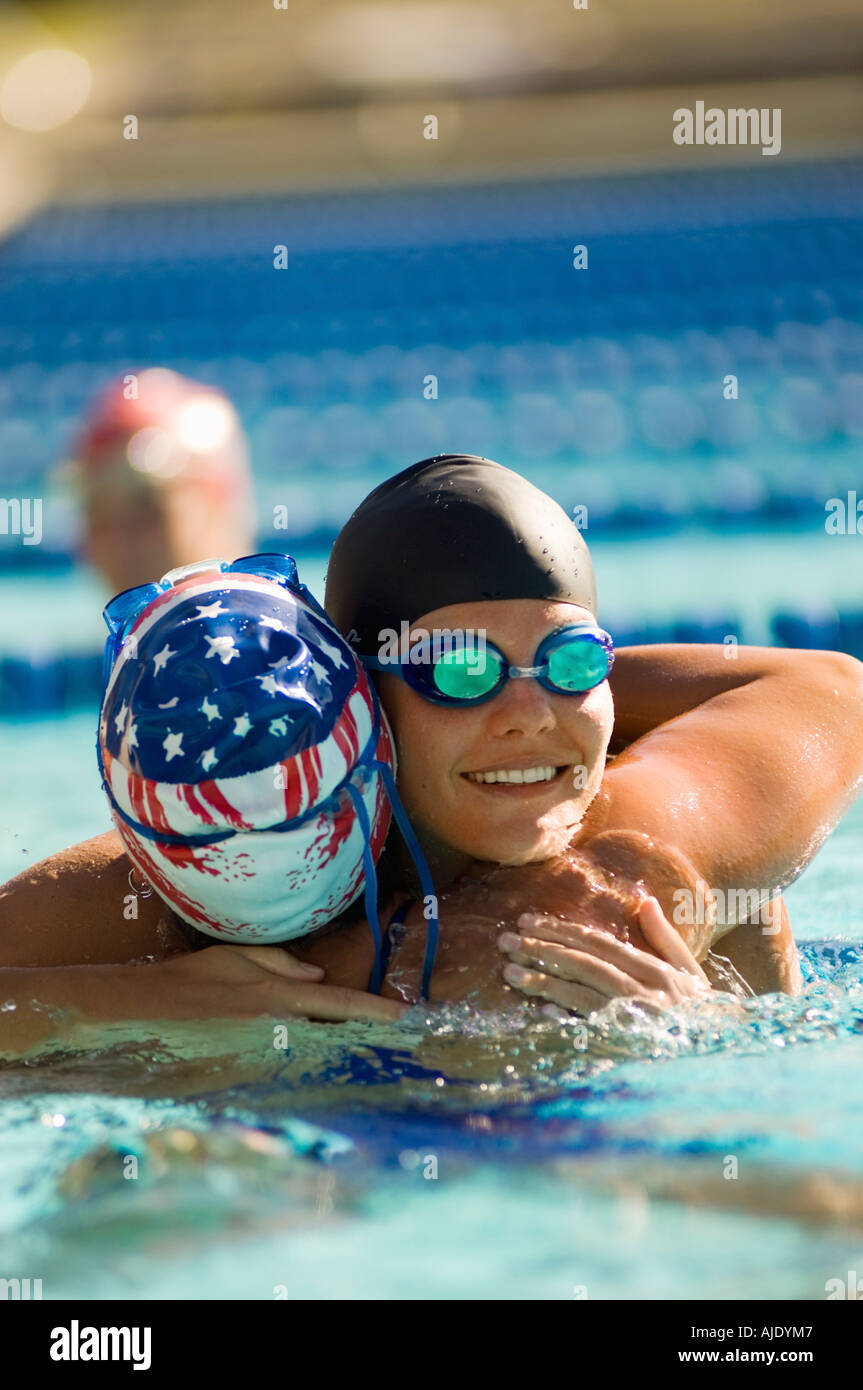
[503,963,608,1017]
[275,982,407,1024]
[517,903,709,989]
[222,947,406,1020]
[500,934,657,998]
[498,900,712,1012]
[636,899,710,984]
[226,944,326,982]
[500,923,689,996]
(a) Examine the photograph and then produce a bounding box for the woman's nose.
[482,676,558,736]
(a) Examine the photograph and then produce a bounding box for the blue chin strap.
[346,756,439,1002]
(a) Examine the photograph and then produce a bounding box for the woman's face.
[377,598,614,872]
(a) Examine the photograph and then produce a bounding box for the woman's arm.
[0,832,404,1054]
[583,646,863,918]
[0,831,186,967]
[609,643,846,747]
[0,945,404,1056]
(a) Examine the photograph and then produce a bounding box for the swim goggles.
[101,553,330,685]
[361,622,614,706]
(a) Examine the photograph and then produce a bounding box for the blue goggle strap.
[368,757,439,1001]
[344,779,385,995]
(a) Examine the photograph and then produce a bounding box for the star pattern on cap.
[205,633,240,665]
[318,635,348,670]
[105,586,358,779]
[196,600,226,620]
[114,700,128,736]
[163,731,184,761]
[200,696,220,722]
[153,642,176,674]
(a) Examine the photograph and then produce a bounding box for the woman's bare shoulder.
[0,830,190,967]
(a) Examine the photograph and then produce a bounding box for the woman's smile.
[460,762,573,792]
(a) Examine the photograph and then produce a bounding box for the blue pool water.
[0,881,861,1299]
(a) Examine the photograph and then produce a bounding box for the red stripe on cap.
[279,756,304,820]
[300,745,322,807]
[144,778,176,839]
[314,796,355,866]
[115,820,225,932]
[375,720,394,768]
[127,769,150,829]
[368,776,391,862]
[332,703,359,771]
[197,780,253,830]
[160,839,217,874]
[181,783,217,826]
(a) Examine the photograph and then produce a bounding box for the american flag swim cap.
[98,569,394,944]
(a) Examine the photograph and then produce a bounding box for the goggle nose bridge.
[507,663,545,679]
[158,557,227,586]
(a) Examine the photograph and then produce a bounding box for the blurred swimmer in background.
[67,367,256,593]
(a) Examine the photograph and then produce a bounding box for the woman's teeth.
[465,765,559,785]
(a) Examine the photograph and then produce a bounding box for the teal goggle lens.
[433,645,502,700]
[545,639,609,692]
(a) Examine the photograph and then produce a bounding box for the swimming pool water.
[2,553,863,1301]
[1,750,862,1298]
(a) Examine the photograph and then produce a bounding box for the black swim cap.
[325,455,596,655]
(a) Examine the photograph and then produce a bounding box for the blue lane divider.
[773,611,863,658]
[2,612,863,715]
[0,652,102,716]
